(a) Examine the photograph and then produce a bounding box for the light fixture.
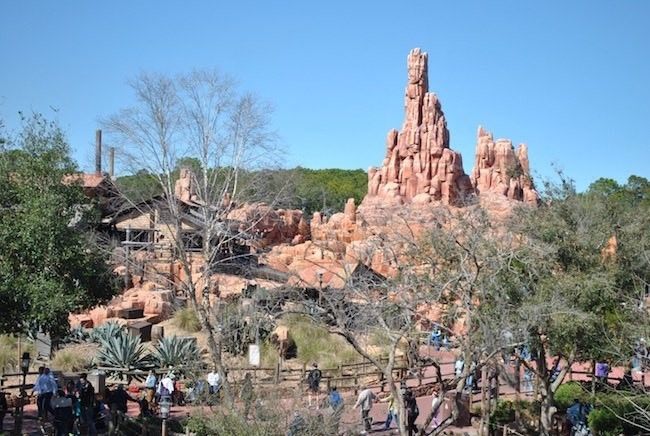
[159,396,172,419]
[20,352,30,375]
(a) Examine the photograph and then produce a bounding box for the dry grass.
[280,315,360,368]
[173,308,202,333]
[51,345,94,372]
[0,335,36,373]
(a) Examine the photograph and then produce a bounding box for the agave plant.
[89,321,125,343]
[95,331,151,380]
[63,326,90,344]
[152,336,202,370]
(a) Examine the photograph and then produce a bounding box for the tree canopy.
[0,114,117,338]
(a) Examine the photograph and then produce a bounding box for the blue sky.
[1,0,648,190]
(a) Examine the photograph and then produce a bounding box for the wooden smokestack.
[109,147,115,179]
[95,129,102,175]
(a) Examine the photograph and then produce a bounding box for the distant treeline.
[116,166,368,215]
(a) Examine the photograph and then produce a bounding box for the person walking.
[107,384,138,431]
[404,388,420,436]
[454,356,464,378]
[50,388,74,436]
[325,386,344,433]
[429,324,442,350]
[523,367,534,394]
[207,368,222,396]
[32,366,45,418]
[430,386,442,429]
[144,370,157,404]
[306,363,322,407]
[353,386,377,433]
[380,391,398,430]
[0,390,7,432]
[77,373,97,436]
[34,367,57,420]
[240,373,255,419]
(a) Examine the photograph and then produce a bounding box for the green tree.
[0,114,117,339]
[504,174,648,435]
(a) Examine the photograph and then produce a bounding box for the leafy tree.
[0,114,117,339]
[502,174,649,434]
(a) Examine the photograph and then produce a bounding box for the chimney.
[109,147,115,179]
[95,129,102,175]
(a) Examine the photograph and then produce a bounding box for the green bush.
[89,321,125,343]
[589,393,650,435]
[283,315,358,367]
[588,408,622,436]
[152,335,202,370]
[489,400,539,433]
[174,308,201,333]
[554,382,587,411]
[95,331,151,379]
[490,400,516,432]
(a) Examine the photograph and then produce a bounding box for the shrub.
[590,393,650,434]
[489,400,539,433]
[174,308,201,333]
[185,410,283,436]
[555,382,588,411]
[95,331,151,379]
[0,335,18,372]
[282,315,358,366]
[0,335,35,372]
[152,336,202,370]
[221,304,274,356]
[63,326,90,344]
[52,348,91,372]
[89,321,125,343]
[588,408,622,436]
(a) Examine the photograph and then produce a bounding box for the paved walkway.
[4,347,645,435]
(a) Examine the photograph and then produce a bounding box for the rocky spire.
[365,48,472,206]
[470,126,539,204]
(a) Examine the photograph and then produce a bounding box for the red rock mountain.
[364,48,538,207]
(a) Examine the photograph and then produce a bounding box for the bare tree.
[279,205,522,436]
[103,70,284,406]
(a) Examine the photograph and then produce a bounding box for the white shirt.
[207,371,221,387]
[160,377,175,393]
[454,359,464,377]
[431,392,442,411]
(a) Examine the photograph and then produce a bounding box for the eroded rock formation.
[364,48,473,207]
[471,126,539,204]
[364,48,538,209]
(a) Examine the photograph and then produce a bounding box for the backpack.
[307,369,322,387]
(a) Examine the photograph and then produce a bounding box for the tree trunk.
[479,365,490,436]
[538,381,555,436]
[514,358,521,427]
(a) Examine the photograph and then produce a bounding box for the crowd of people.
[27,367,102,436]
[7,367,183,436]
[4,337,647,436]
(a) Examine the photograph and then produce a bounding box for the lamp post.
[317,270,324,307]
[16,352,31,433]
[159,396,171,436]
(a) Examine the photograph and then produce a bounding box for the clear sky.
[1,0,648,190]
